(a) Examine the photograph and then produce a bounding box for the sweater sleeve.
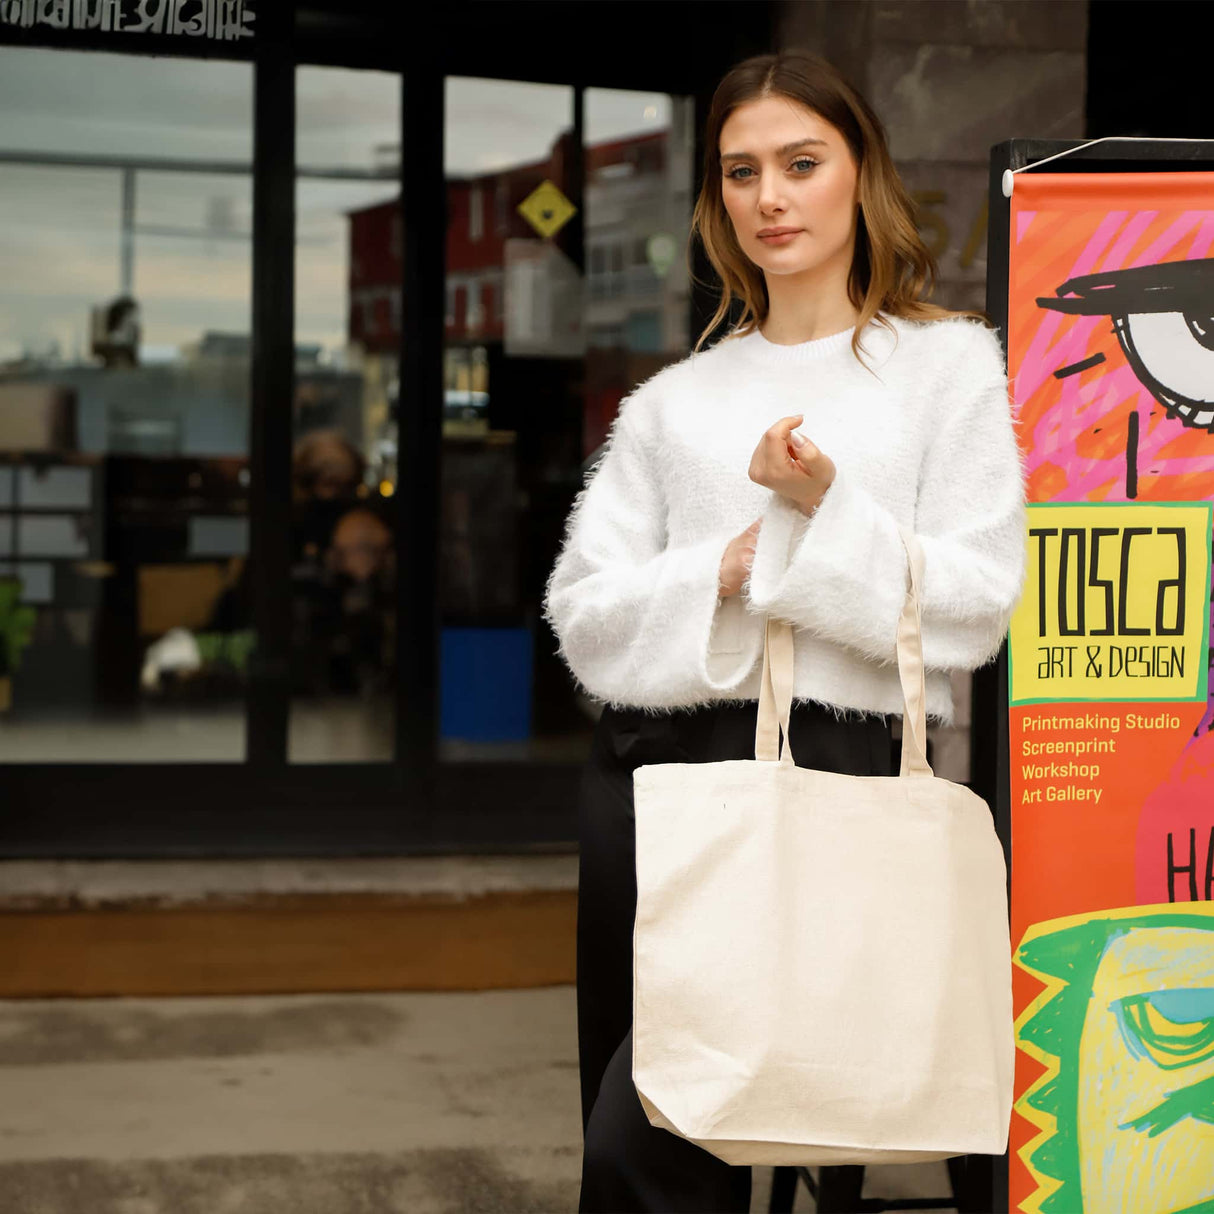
[743,321,1028,672]
[542,385,764,708]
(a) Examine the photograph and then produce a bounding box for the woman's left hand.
[747,414,836,517]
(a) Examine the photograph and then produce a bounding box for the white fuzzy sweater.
[542,313,1028,726]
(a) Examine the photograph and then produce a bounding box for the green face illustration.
[1015,905,1214,1214]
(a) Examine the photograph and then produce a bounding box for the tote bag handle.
[755,523,931,778]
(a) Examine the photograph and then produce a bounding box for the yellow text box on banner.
[1009,502,1211,705]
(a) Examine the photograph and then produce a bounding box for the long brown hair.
[690,50,987,364]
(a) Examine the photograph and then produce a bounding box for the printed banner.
[1006,171,1214,1214]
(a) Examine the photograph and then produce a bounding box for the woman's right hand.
[717,518,762,598]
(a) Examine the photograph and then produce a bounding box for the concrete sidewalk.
[0,985,961,1213]
[0,986,585,1213]
[0,856,582,908]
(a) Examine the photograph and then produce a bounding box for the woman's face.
[719,96,860,283]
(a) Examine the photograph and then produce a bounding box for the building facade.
[0,1,1091,858]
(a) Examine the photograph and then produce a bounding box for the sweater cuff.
[679,531,765,695]
[745,470,854,615]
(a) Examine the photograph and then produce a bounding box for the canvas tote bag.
[631,525,1014,1166]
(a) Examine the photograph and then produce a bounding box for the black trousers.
[576,698,895,1214]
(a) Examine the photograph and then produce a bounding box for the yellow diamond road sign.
[517,180,577,239]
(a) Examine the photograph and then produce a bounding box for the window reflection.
[287,65,401,763]
[436,80,694,763]
[0,48,252,762]
[289,430,395,702]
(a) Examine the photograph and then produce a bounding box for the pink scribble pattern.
[1015,210,1214,499]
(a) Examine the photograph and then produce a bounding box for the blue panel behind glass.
[440,626,533,742]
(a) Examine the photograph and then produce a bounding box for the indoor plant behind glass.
[0,577,36,713]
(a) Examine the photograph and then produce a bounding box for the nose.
[755,171,787,215]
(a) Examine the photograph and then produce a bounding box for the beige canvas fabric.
[631,526,1014,1165]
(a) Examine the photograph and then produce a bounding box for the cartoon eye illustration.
[1113,987,1214,1070]
[1037,258,1214,432]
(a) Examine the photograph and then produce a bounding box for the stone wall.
[778,0,1087,313]
[774,0,1089,780]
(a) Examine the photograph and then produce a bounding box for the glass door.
[438,78,697,767]
[287,64,402,763]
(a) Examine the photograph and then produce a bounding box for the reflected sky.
[0,47,674,362]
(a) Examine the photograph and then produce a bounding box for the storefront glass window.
[287,65,401,763]
[0,47,253,761]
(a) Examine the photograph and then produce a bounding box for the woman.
[542,50,1027,1214]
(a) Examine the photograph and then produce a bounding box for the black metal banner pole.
[981,137,1015,1214]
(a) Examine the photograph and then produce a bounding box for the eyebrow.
[719,138,827,163]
